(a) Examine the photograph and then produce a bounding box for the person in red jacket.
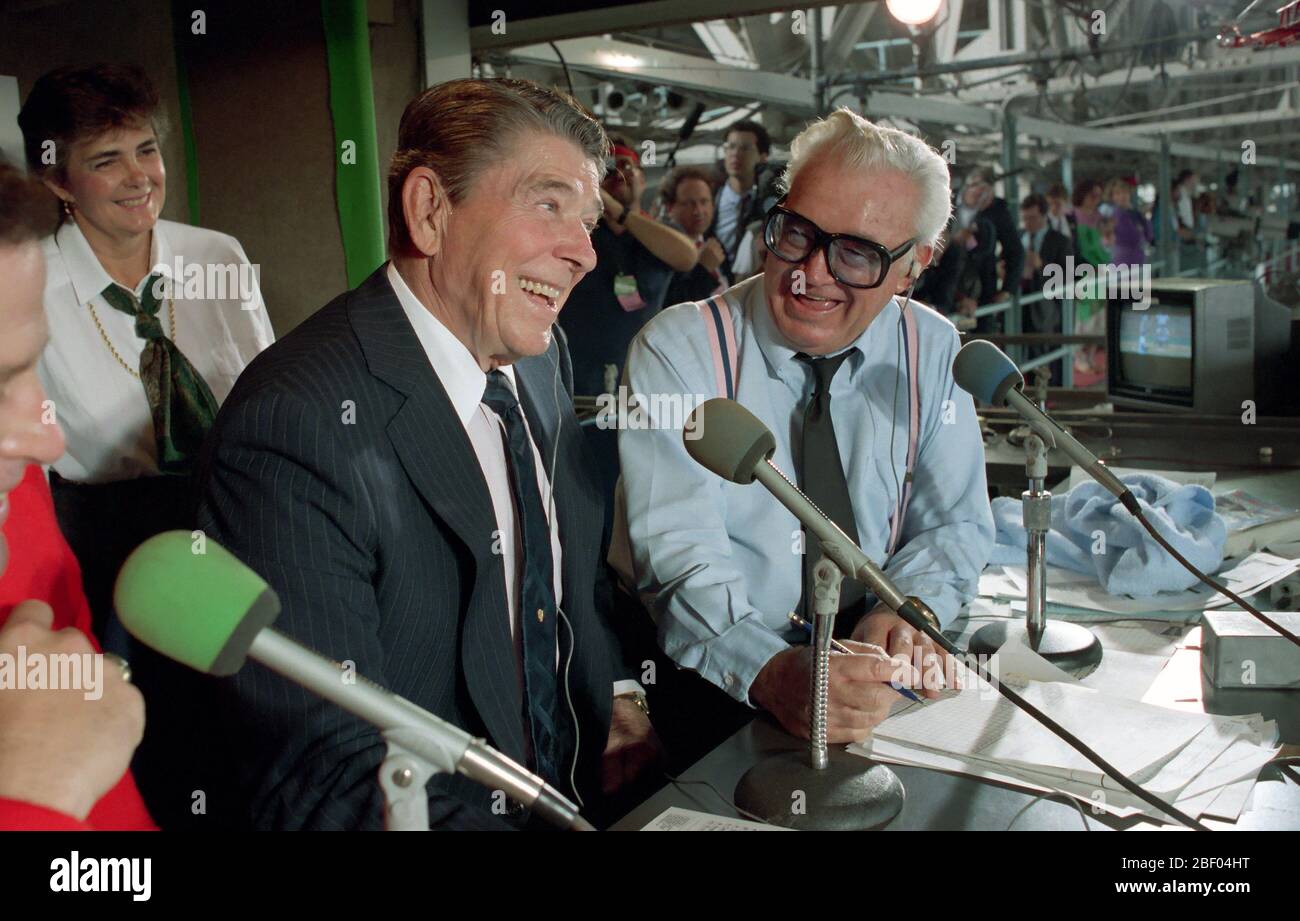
[0,162,153,830]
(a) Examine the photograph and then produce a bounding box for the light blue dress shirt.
[612,274,995,704]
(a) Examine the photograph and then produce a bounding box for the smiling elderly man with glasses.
[611,109,995,767]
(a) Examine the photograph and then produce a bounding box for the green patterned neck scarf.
[101,275,219,476]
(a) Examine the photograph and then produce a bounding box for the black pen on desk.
[787,612,924,704]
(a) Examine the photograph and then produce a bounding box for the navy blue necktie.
[481,370,572,788]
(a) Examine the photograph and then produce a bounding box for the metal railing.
[965,250,1250,387]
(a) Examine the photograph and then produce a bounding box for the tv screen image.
[1117,306,1193,391]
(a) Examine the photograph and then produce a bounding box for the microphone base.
[734,748,904,830]
[969,620,1103,678]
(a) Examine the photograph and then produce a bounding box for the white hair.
[779,108,952,252]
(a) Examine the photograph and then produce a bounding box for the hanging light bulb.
[886,0,943,26]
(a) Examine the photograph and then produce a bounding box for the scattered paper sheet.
[1214,489,1300,533]
[956,599,1192,700]
[640,807,789,831]
[875,680,1211,789]
[848,642,1280,824]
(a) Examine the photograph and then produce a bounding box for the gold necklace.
[87,298,177,380]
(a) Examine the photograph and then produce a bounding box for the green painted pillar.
[322,0,386,288]
[171,0,202,226]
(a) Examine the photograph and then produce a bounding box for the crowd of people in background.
[557,119,779,399]
[906,164,1257,388]
[530,113,1260,398]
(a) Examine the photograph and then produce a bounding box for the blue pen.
[787,612,924,705]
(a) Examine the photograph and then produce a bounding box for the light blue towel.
[989,473,1227,597]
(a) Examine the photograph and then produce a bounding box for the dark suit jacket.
[664,261,725,308]
[1022,227,1072,295]
[916,215,996,314]
[193,267,625,830]
[975,197,1026,304]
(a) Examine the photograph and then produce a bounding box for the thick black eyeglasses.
[763,200,916,290]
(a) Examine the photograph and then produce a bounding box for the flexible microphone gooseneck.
[114,532,594,831]
[953,339,1300,651]
[685,398,1211,831]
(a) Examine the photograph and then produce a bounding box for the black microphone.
[664,101,708,171]
[677,102,706,142]
[683,397,1211,830]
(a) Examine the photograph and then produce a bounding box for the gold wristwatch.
[614,690,651,718]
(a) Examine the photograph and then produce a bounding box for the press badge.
[614,273,646,312]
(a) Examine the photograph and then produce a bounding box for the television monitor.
[1107,279,1293,415]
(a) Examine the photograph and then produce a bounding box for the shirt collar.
[55,220,169,306]
[150,226,175,289]
[386,262,517,427]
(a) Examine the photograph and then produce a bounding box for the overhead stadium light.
[886,0,943,26]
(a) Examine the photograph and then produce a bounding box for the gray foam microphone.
[683,399,936,628]
[952,340,1135,510]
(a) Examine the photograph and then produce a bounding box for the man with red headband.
[0,163,154,831]
[558,137,698,398]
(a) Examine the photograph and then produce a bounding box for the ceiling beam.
[1115,107,1300,135]
[822,2,879,74]
[930,42,1300,105]
[506,36,814,108]
[470,0,839,51]
[506,36,1003,129]
[1014,115,1300,171]
[502,31,1300,172]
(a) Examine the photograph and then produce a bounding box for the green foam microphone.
[112,531,593,830]
[114,530,280,676]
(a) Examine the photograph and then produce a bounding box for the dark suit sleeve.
[197,389,511,831]
[926,241,964,314]
[1042,232,1071,274]
[970,216,997,259]
[991,201,1025,297]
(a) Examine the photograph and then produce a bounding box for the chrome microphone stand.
[971,433,1102,675]
[733,557,905,830]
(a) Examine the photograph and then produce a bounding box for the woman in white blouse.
[18,64,274,642]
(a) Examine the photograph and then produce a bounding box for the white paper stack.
[641,807,789,831]
[847,642,1281,824]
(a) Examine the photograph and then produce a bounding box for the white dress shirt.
[1047,210,1073,240]
[715,182,752,259]
[38,219,275,483]
[387,264,640,703]
[730,224,760,281]
[386,262,564,661]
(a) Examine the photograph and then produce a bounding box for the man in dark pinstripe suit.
[192,79,660,830]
